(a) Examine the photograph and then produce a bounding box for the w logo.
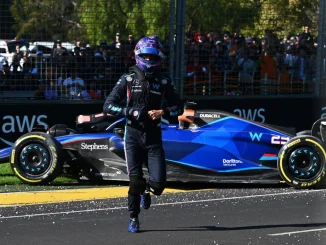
[249,132,263,142]
[152,84,160,90]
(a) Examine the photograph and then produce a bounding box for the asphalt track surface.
[1,184,326,245]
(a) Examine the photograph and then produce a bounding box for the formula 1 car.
[0,102,326,189]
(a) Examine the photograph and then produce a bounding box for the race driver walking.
[103,35,182,233]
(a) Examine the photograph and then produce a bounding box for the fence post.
[169,0,175,85]
[174,0,186,100]
[316,0,326,96]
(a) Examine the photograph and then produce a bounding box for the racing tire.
[296,130,311,136]
[10,132,63,185]
[277,135,326,189]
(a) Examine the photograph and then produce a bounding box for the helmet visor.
[135,47,160,56]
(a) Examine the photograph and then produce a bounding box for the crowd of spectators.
[0,27,320,99]
[185,27,318,95]
[0,33,139,100]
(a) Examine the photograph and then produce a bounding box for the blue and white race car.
[0,102,325,189]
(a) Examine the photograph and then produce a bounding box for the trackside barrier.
[0,97,324,150]
[183,71,316,96]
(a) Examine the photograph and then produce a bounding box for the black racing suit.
[103,65,182,218]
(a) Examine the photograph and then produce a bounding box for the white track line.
[269,228,326,236]
[0,189,324,220]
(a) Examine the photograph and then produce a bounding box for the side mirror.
[113,128,124,138]
[31,124,47,133]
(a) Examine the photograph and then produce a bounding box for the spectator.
[62,71,85,100]
[53,40,68,62]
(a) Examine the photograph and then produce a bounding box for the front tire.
[10,132,63,185]
[277,135,326,189]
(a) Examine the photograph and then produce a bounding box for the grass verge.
[0,163,128,193]
[0,163,77,185]
[0,163,93,193]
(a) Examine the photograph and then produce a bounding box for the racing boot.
[128,218,140,233]
[141,190,151,209]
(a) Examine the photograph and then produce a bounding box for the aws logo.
[0,114,48,146]
[249,132,263,142]
[234,108,265,123]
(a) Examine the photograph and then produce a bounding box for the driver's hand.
[148,110,164,120]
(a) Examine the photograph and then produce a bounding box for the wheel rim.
[19,144,50,176]
[288,147,321,180]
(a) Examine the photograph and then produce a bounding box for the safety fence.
[0,0,325,100]
[183,71,316,96]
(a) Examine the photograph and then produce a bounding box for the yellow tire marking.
[13,168,42,183]
[16,135,46,145]
[10,150,15,164]
[279,151,291,182]
[0,187,212,206]
[286,138,301,148]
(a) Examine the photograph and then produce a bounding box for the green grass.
[0,163,77,185]
[0,163,89,193]
[0,163,127,193]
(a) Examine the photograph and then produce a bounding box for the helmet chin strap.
[145,67,161,79]
[131,64,160,80]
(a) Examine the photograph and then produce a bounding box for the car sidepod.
[58,133,129,181]
[162,114,294,184]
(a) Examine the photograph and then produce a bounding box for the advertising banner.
[0,102,103,149]
[0,98,324,149]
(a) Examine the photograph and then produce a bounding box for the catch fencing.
[0,0,325,100]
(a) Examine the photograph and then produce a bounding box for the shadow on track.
[59,179,290,190]
[140,223,326,233]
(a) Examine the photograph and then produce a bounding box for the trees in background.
[0,0,15,39]
[4,0,319,44]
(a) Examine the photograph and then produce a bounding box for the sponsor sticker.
[271,135,290,145]
[199,113,220,119]
[0,114,48,147]
[150,90,161,95]
[152,83,160,90]
[95,171,122,177]
[133,110,139,117]
[80,143,109,151]
[223,159,243,166]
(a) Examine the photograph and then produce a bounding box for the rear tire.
[10,132,63,185]
[296,130,311,136]
[277,135,326,189]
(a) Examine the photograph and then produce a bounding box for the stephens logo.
[80,143,109,151]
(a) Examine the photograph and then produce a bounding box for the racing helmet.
[134,35,163,72]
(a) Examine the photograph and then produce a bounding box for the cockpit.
[178,101,199,130]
